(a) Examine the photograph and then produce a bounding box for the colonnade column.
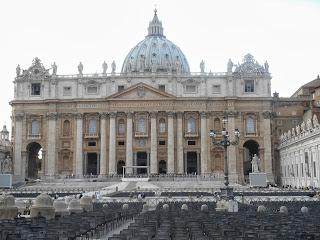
[47,113,57,177]
[177,112,184,174]
[150,111,158,174]
[74,113,84,176]
[126,112,133,174]
[200,111,209,175]
[167,111,175,173]
[109,112,117,174]
[13,114,24,180]
[99,112,108,175]
[262,111,273,181]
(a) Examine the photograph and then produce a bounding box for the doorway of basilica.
[187,152,198,174]
[243,140,259,178]
[137,152,148,174]
[26,142,42,179]
[87,153,97,175]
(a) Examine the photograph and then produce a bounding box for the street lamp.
[210,116,240,200]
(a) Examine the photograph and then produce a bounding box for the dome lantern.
[147,8,164,36]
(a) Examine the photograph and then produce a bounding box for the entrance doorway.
[26,142,42,179]
[243,140,259,176]
[159,160,166,174]
[137,152,147,174]
[187,152,198,174]
[117,160,125,175]
[87,153,97,175]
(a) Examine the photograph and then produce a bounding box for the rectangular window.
[317,100,320,107]
[31,83,41,95]
[118,141,125,146]
[88,142,96,146]
[63,87,71,96]
[158,85,165,92]
[159,141,166,146]
[188,141,196,145]
[278,129,282,136]
[292,111,296,115]
[317,91,320,96]
[118,86,124,92]
[292,120,298,125]
[244,80,254,93]
[185,85,196,93]
[277,112,282,115]
[87,87,98,94]
[212,85,221,94]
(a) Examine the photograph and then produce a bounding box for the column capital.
[262,111,272,119]
[166,111,175,118]
[46,112,58,120]
[223,110,239,118]
[149,111,158,118]
[125,111,134,118]
[15,113,24,121]
[99,112,109,119]
[109,112,117,118]
[73,113,84,120]
[176,111,184,119]
[200,111,210,118]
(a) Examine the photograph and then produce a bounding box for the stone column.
[84,153,88,175]
[109,112,117,174]
[97,153,100,175]
[200,111,209,175]
[177,112,184,174]
[74,113,84,176]
[167,111,175,173]
[262,111,274,181]
[13,114,24,180]
[134,152,137,175]
[46,113,58,177]
[225,110,239,182]
[99,112,108,175]
[184,151,188,173]
[150,111,158,174]
[126,112,133,174]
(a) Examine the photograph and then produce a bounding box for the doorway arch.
[243,140,259,176]
[26,142,42,179]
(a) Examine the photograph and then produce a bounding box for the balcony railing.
[84,133,99,138]
[184,132,199,138]
[27,134,41,140]
[134,132,149,138]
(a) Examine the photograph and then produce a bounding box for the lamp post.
[209,116,240,200]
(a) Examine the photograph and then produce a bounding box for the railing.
[27,134,41,140]
[84,133,99,138]
[184,132,199,138]
[134,132,148,138]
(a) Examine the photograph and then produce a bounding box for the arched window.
[138,118,146,133]
[159,118,166,133]
[118,119,125,135]
[89,119,97,134]
[187,118,196,133]
[214,118,221,132]
[63,120,70,136]
[31,120,39,135]
[246,118,255,133]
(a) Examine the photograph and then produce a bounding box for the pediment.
[108,83,175,100]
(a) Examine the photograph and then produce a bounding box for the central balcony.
[134,132,149,138]
[84,133,99,139]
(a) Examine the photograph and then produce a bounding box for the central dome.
[121,9,190,73]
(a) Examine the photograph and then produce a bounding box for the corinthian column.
[167,111,175,173]
[200,111,209,175]
[74,113,84,175]
[150,111,158,174]
[225,110,238,181]
[47,113,58,176]
[109,112,117,173]
[99,112,108,175]
[177,112,184,174]
[13,114,24,180]
[262,111,273,181]
[126,112,133,174]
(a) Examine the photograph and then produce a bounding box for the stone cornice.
[15,114,24,121]
[125,111,134,118]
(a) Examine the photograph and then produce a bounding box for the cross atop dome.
[147,8,164,36]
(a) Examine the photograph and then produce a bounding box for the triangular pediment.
[108,82,175,100]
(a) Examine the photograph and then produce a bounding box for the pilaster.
[167,111,175,173]
[74,113,84,175]
[177,111,184,174]
[99,112,108,175]
[46,113,58,177]
[150,111,158,174]
[126,111,133,174]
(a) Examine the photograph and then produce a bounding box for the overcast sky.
[0,0,319,136]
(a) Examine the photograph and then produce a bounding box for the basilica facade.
[11,10,274,183]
